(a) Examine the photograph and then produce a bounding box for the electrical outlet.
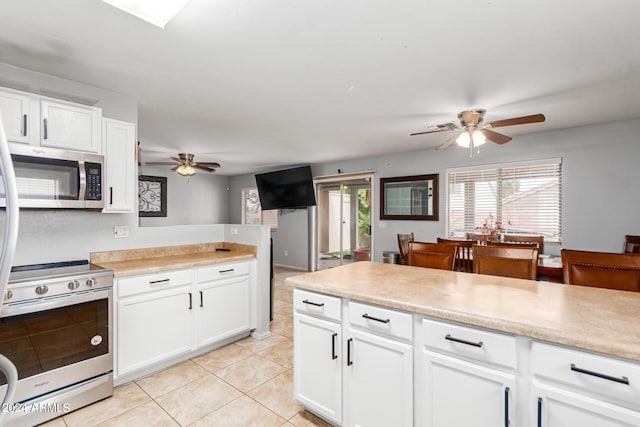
[230,227,238,235]
[114,225,129,239]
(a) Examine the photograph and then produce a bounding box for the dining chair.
[407,241,458,271]
[624,235,640,254]
[561,249,640,292]
[465,232,485,243]
[437,238,473,273]
[503,234,544,254]
[397,232,415,265]
[473,244,539,280]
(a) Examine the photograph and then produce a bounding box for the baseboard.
[273,263,308,271]
[251,330,272,340]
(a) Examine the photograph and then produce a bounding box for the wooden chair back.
[408,241,458,271]
[503,234,544,254]
[465,232,484,242]
[397,232,415,265]
[486,241,539,249]
[561,249,640,292]
[437,238,473,273]
[624,235,640,254]
[473,244,539,280]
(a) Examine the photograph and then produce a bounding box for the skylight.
[101,0,192,28]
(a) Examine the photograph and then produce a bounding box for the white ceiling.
[1,0,639,175]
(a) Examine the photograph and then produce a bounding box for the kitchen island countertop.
[286,261,640,362]
[91,242,256,277]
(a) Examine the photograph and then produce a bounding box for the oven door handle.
[1,288,111,317]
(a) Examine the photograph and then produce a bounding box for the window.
[241,188,278,230]
[446,158,562,243]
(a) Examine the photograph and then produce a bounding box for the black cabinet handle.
[537,397,542,427]
[23,114,27,136]
[504,387,510,427]
[347,338,353,366]
[43,118,48,139]
[149,278,170,285]
[219,268,235,273]
[188,292,192,310]
[200,291,203,307]
[362,313,390,324]
[109,187,113,205]
[445,334,484,348]
[331,333,338,360]
[302,299,324,307]
[570,363,630,385]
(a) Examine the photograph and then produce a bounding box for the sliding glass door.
[315,174,373,270]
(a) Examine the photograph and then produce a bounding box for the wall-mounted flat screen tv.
[255,165,316,210]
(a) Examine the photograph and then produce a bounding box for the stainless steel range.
[0,260,113,426]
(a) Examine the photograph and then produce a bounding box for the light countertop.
[286,262,640,362]
[91,242,256,277]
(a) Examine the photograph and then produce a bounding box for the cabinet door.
[117,286,193,376]
[0,88,30,144]
[294,313,342,425]
[102,118,136,212]
[41,99,101,153]
[422,350,515,427]
[345,328,413,427]
[534,383,640,427]
[197,276,250,346]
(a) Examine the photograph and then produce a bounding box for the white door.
[534,382,640,427]
[41,99,101,152]
[345,328,413,427]
[422,350,515,427]
[293,313,342,425]
[102,118,136,212]
[117,286,193,376]
[197,276,250,346]
[0,89,30,144]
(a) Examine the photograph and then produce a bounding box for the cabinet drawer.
[348,301,412,342]
[117,269,192,298]
[422,318,516,370]
[197,261,249,282]
[294,289,341,322]
[532,341,640,408]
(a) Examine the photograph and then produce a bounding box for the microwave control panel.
[85,162,102,201]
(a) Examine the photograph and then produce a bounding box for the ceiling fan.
[145,153,221,176]
[410,109,545,155]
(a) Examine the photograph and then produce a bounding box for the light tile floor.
[40,266,331,427]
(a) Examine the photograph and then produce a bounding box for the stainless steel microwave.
[0,144,104,209]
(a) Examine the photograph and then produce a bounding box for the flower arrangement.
[475,213,510,243]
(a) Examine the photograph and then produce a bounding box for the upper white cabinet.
[41,99,101,153]
[0,87,30,144]
[102,118,136,213]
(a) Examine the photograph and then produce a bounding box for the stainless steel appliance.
[0,260,113,426]
[0,144,104,209]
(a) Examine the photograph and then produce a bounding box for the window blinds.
[446,159,562,242]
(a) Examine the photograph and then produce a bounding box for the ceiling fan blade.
[171,156,181,162]
[194,165,216,172]
[145,162,179,166]
[410,122,458,136]
[194,162,221,168]
[481,129,512,145]
[170,166,179,172]
[485,113,545,128]
[436,133,461,151]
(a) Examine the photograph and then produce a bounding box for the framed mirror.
[380,174,438,221]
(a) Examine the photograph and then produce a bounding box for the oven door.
[0,288,112,403]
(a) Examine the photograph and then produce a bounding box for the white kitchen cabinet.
[41,99,101,153]
[0,87,30,144]
[196,263,250,346]
[116,269,193,377]
[102,118,136,212]
[532,341,640,427]
[293,289,343,425]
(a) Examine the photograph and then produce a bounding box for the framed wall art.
[138,175,167,217]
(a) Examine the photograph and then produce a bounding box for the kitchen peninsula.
[92,242,260,385]
[288,262,640,427]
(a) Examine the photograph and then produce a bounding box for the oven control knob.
[35,285,49,295]
[68,280,80,290]
[4,290,12,301]
[86,278,97,287]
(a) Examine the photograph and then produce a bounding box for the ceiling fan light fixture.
[100,0,192,28]
[455,129,487,148]
[176,164,196,176]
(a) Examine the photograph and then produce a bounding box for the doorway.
[314,173,373,270]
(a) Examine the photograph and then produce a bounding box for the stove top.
[9,260,112,284]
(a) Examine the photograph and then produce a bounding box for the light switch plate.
[114,225,129,239]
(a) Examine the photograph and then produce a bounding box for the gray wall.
[229,117,640,269]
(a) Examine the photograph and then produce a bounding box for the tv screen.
[255,166,316,210]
